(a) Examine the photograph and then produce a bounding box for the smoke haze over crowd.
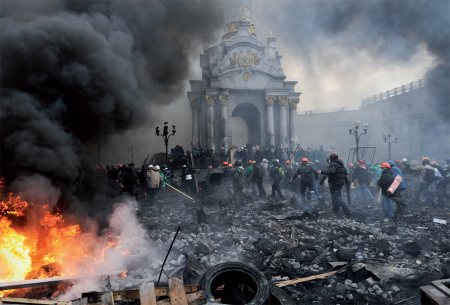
[1,0,224,184]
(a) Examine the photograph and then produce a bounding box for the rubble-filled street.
[107,173,450,305]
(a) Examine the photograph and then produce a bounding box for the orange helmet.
[340,158,343,161]
[381,163,391,168]
[302,158,308,162]
[228,164,233,167]
[349,163,354,166]
[222,162,228,166]
[248,160,253,164]
[285,160,290,164]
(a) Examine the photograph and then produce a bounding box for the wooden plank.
[71,298,87,305]
[157,291,205,305]
[101,292,114,305]
[168,277,188,305]
[275,269,347,287]
[139,283,157,305]
[0,298,71,305]
[0,271,125,291]
[166,184,195,203]
[87,285,198,302]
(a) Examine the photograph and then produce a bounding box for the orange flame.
[0,190,131,298]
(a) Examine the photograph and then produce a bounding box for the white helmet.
[155,165,160,170]
[275,159,279,163]
[263,159,268,163]
[315,160,320,163]
[402,158,407,162]
[148,165,153,168]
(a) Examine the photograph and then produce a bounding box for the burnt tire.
[198,262,270,305]
[268,283,296,305]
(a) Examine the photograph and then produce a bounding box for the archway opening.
[232,102,261,146]
[231,117,248,148]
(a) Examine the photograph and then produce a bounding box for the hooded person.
[319,152,353,217]
[147,165,163,199]
[370,162,382,185]
[378,163,406,222]
[352,160,374,202]
[290,158,319,202]
[269,159,285,199]
[411,158,436,204]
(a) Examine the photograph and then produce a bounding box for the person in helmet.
[252,160,266,197]
[283,160,294,188]
[222,162,231,179]
[232,160,246,205]
[411,158,435,204]
[269,159,285,199]
[244,161,256,195]
[320,152,353,217]
[377,162,405,222]
[290,158,319,202]
[352,160,375,203]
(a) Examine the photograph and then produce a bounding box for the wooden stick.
[392,296,416,304]
[0,298,71,305]
[157,226,181,286]
[166,184,195,203]
[275,269,346,287]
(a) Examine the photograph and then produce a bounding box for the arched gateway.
[187,0,301,150]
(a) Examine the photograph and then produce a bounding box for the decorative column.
[205,95,216,150]
[189,98,200,148]
[278,96,288,148]
[219,95,230,150]
[265,96,275,146]
[289,99,299,148]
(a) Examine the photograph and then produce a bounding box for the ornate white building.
[187,0,301,150]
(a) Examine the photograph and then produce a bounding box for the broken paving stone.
[391,285,401,295]
[344,279,353,286]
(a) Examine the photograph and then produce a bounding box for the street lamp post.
[382,132,397,160]
[155,122,176,165]
[349,120,369,161]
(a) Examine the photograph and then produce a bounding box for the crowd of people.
[100,143,449,224]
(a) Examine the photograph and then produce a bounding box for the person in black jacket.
[320,152,352,217]
[352,160,374,202]
[378,163,406,221]
[252,162,266,197]
[290,158,318,202]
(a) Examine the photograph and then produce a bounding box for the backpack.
[423,168,435,184]
[233,168,245,186]
[299,165,312,178]
[270,165,284,180]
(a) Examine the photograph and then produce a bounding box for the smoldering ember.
[1,0,449,305]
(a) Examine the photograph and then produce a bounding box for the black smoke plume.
[1,1,224,185]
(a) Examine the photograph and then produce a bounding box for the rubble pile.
[112,180,450,304]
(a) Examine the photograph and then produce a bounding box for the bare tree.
[93,136,108,163]
[127,145,139,163]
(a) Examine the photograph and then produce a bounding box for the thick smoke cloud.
[253,1,449,116]
[1,1,223,183]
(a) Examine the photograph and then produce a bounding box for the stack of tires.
[197,262,295,305]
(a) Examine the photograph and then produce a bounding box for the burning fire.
[0,192,126,298]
